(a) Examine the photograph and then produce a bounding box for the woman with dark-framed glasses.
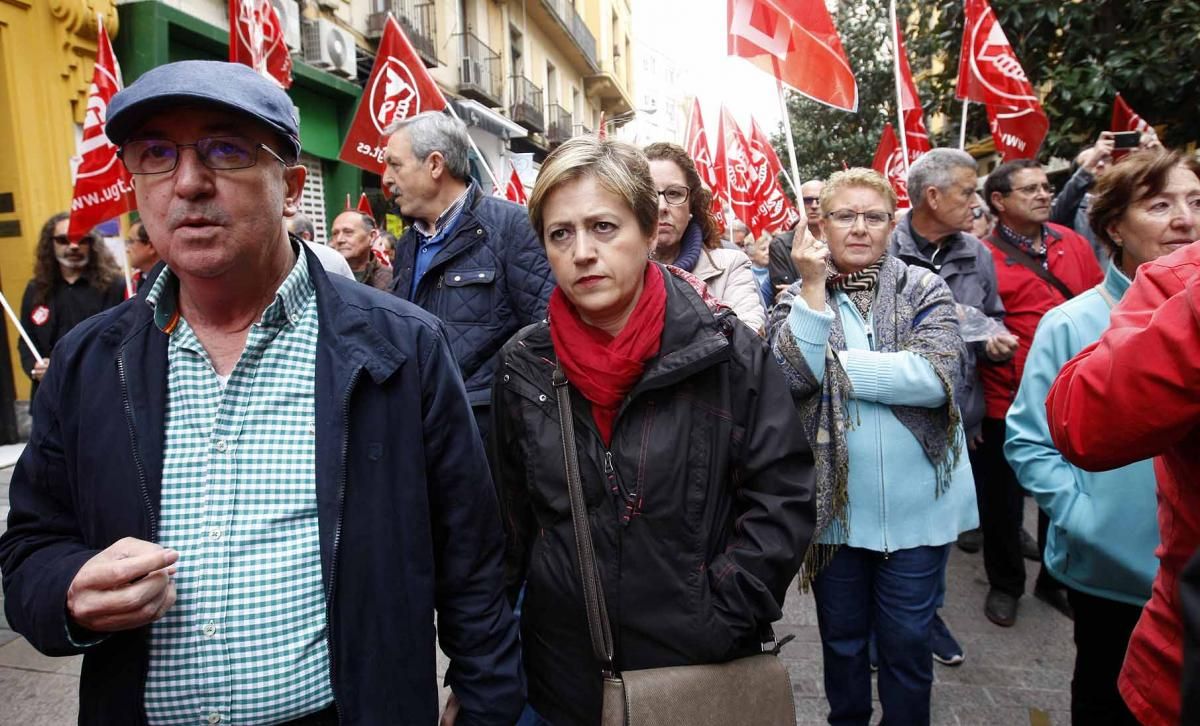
[768,168,977,724]
[643,143,766,332]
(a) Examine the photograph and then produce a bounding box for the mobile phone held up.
[1112,131,1141,149]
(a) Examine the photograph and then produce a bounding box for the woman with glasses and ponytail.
[768,168,978,725]
[20,213,125,400]
[643,142,766,332]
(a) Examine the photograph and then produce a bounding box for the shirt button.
[207,712,222,724]
[290,313,301,324]
[202,621,217,637]
[214,439,227,452]
[208,527,223,540]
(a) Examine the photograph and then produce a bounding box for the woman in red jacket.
[1046,157,1200,724]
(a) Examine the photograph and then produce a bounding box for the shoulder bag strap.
[552,366,617,674]
[988,234,1077,300]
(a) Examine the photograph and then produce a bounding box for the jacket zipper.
[325,367,359,723]
[117,352,157,539]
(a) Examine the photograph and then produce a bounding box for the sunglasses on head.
[52,234,94,246]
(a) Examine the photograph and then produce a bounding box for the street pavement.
[0,461,1073,725]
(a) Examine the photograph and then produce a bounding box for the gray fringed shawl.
[767,254,963,586]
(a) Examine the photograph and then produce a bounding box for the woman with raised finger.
[643,142,766,332]
[491,136,816,725]
[768,168,977,725]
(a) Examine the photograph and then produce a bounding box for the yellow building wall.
[0,1,118,399]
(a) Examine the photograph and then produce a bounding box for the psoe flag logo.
[969,13,1035,104]
[370,59,420,135]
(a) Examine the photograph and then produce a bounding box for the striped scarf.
[828,256,885,319]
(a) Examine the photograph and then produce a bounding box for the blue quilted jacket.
[392,185,555,410]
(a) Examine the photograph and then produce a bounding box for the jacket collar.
[1102,258,1132,302]
[692,248,726,282]
[892,216,978,268]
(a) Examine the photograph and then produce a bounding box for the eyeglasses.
[971,207,987,220]
[655,185,690,206]
[802,196,821,206]
[824,210,893,229]
[52,234,94,246]
[1007,182,1054,196]
[119,136,288,175]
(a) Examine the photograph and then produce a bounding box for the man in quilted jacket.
[383,112,554,441]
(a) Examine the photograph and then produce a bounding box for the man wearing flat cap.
[0,60,523,726]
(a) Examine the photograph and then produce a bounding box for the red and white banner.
[895,21,931,157]
[955,0,1047,159]
[685,98,726,221]
[339,15,447,173]
[229,0,293,88]
[715,106,762,237]
[747,118,799,234]
[1111,93,1151,134]
[70,19,135,242]
[728,0,857,112]
[872,123,923,209]
[505,163,527,206]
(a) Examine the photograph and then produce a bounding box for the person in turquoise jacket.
[769,169,977,725]
[1004,148,1199,726]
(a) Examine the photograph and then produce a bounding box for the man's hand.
[439,692,460,726]
[31,358,49,382]
[66,537,178,633]
[1077,132,1115,175]
[984,333,1019,362]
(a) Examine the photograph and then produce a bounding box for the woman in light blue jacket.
[770,169,977,725]
[1004,149,1199,726]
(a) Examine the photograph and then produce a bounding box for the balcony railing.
[455,32,502,107]
[547,104,573,146]
[510,75,545,132]
[367,1,438,68]
[540,0,598,70]
[572,123,592,137]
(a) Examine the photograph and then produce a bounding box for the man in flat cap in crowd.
[0,61,523,725]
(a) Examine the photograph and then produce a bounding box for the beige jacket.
[692,247,766,334]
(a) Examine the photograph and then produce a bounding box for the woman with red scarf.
[490,136,816,725]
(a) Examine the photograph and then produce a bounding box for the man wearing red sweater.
[976,160,1103,626]
[1047,240,1200,725]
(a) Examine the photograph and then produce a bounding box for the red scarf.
[549,263,667,445]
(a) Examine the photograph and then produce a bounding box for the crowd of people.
[2,59,1198,726]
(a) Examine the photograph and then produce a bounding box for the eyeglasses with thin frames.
[118,136,288,175]
[1007,182,1054,196]
[824,210,893,229]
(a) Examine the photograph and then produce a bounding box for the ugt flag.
[728,0,857,112]
[339,14,446,173]
[955,0,1047,159]
[747,118,799,234]
[71,17,135,242]
[229,0,293,88]
[684,98,725,222]
[715,107,761,237]
[871,123,923,209]
[894,21,931,157]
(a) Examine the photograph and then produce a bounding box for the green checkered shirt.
[143,250,333,725]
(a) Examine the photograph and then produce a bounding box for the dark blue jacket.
[391,185,554,411]
[0,246,524,725]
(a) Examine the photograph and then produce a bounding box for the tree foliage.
[777,0,1200,178]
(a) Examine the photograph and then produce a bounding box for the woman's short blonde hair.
[528,136,659,240]
[819,168,899,214]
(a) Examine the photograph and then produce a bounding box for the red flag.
[685,99,726,222]
[871,123,922,209]
[229,0,292,88]
[955,0,1047,159]
[1111,93,1151,134]
[747,118,800,234]
[70,19,135,242]
[715,106,763,237]
[339,15,447,173]
[895,22,931,157]
[728,0,858,112]
[597,111,607,140]
[357,193,373,216]
[505,163,528,206]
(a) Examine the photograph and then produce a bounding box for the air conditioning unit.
[268,0,301,52]
[302,18,357,78]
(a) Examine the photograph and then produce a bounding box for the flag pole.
[121,246,134,298]
[772,65,802,198]
[889,0,910,176]
[443,104,503,193]
[959,101,969,150]
[0,290,44,363]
